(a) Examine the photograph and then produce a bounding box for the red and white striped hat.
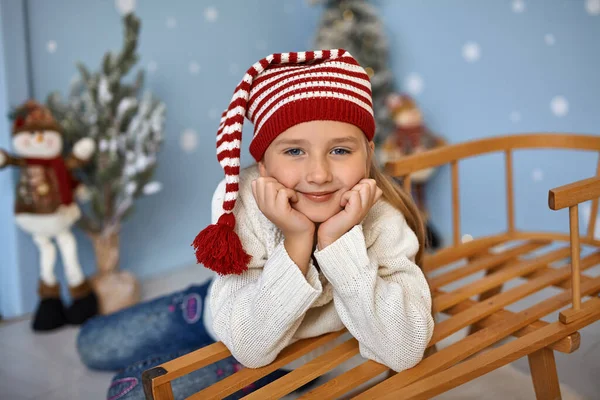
[193,49,375,275]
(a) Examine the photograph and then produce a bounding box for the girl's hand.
[251,177,315,238]
[318,179,382,250]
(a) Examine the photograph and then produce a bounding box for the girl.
[77,49,434,400]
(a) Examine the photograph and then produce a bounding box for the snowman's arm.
[65,154,89,170]
[0,149,26,169]
[66,138,95,169]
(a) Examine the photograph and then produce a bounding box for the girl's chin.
[294,207,340,224]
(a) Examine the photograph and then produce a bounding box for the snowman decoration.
[0,100,98,331]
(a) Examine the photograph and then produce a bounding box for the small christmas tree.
[46,12,166,314]
[312,0,396,145]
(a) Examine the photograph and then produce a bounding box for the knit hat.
[10,100,62,135]
[192,49,375,275]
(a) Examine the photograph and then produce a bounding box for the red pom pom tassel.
[191,213,251,275]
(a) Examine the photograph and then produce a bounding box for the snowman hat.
[11,100,62,135]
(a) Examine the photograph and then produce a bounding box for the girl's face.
[258,120,374,223]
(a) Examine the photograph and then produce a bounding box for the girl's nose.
[307,159,332,184]
[35,132,44,143]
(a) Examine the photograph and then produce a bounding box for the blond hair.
[368,159,426,267]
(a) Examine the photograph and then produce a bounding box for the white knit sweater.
[202,164,434,372]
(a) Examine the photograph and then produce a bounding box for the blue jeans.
[77,280,310,399]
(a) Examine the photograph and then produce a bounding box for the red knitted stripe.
[218,113,245,134]
[225,182,239,193]
[223,165,239,176]
[227,97,247,111]
[223,199,235,211]
[305,51,315,62]
[273,53,282,64]
[253,85,373,131]
[337,54,360,66]
[259,58,269,70]
[217,148,241,162]
[216,130,243,149]
[237,82,251,95]
[289,52,297,63]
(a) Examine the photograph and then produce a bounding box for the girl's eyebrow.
[274,136,359,147]
[329,136,360,145]
[274,138,309,146]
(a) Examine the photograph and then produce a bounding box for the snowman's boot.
[32,280,68,331]
[66,279,98,324]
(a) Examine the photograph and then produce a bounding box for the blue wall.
[0,0,598,318]
[0,2,21,318]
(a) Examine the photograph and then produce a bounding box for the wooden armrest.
[142,341,231,400]
[142,331,349,400]
[548,176,600,210]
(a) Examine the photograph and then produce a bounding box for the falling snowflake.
[180,129,198,153]
[166,16,177,29]
[47,40,57,53]
[509,111,521,123]
[404,73,424,96]
[545,33,555,46]
[143,182,162,195]
[204,7,218,22]
[532,168,544,182]
[189,61,201,75]
[147,61,158,73]
[512,0,525,13]
[115,0,136,15]
[586,0,600,15]
[462,42,481,63]
[550,96,569,117]
[461,234,474,243]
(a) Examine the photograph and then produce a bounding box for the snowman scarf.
[24,157,78,205]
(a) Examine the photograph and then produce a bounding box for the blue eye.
[331,148,351,155]
[285,148,304,156]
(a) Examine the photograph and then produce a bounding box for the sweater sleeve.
[313,215,434,372]
[208,178,323,368]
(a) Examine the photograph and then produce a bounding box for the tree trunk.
[92,228,120,273]
[89,228,140,315]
